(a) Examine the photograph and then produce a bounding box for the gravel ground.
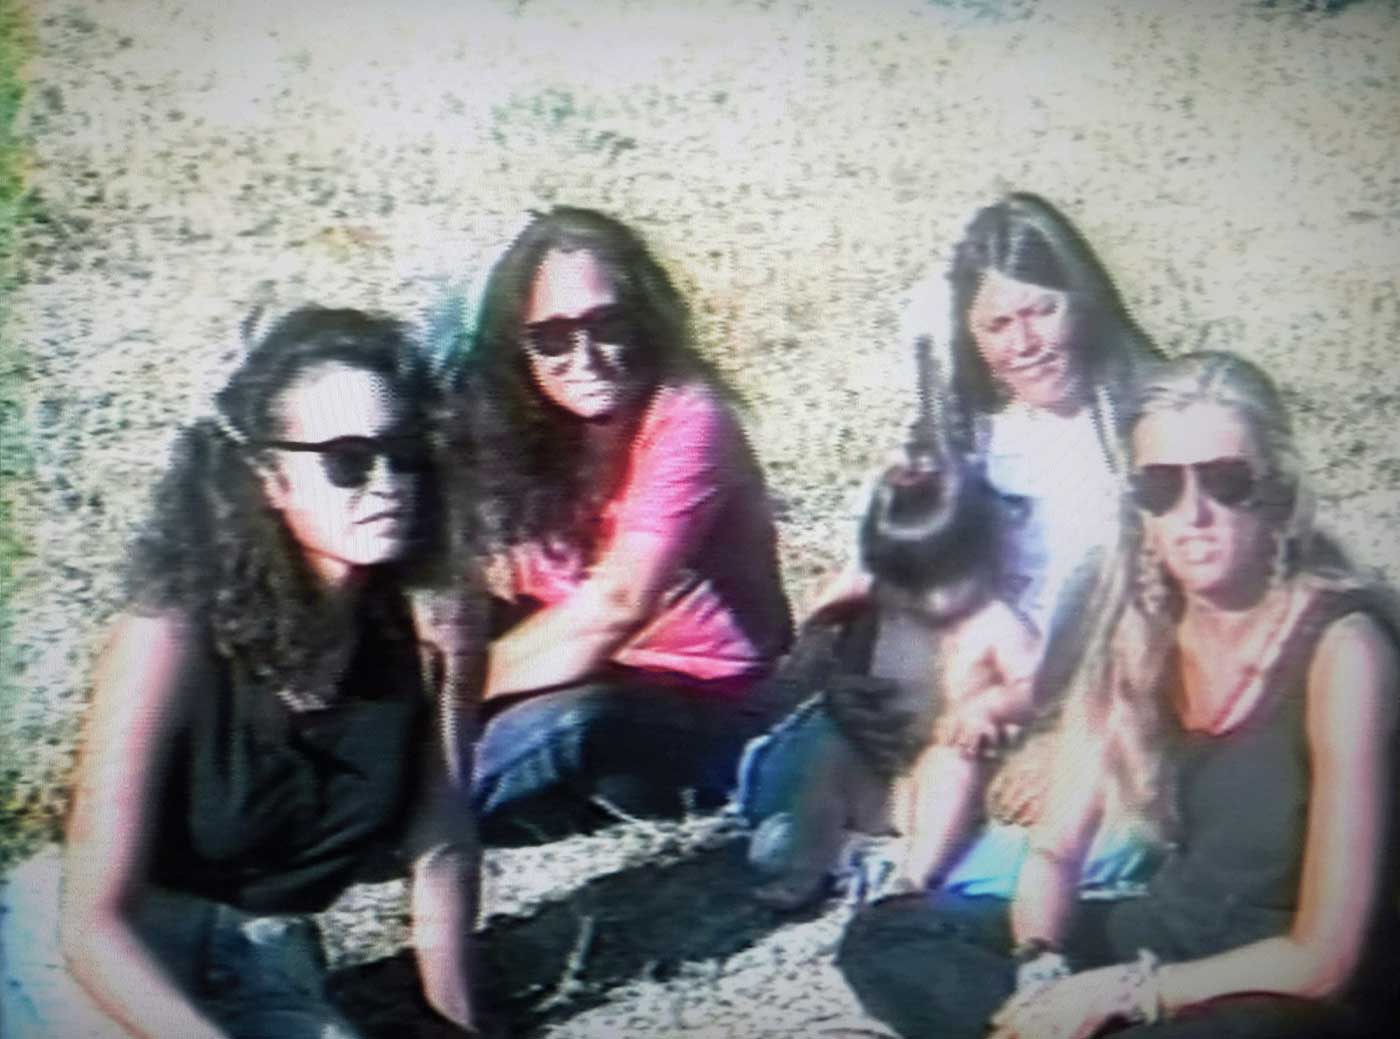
[2,0,1398,1035]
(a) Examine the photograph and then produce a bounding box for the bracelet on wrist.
[1113,948,1165,1026]
[1012,940,1071,994]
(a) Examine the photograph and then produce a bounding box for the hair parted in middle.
[946,192,1159,432]
[1056,351,1352,837]
[449,205,735,555]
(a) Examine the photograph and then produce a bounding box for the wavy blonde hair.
[1065,352,1318,837]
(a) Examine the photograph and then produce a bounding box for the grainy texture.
[2,0,1398,1035]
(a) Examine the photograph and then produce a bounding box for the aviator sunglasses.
[521,305,639,359]
[1131,457,1264,516]
[261,433,430,490]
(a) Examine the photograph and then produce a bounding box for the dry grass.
[3,1,1398,1034]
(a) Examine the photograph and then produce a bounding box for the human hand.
[988,955,1162,1039]
[932,699,1009,759]
[986,731,1057,825]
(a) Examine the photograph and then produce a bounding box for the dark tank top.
[1110,587,1396,965]
[149,588,430,914]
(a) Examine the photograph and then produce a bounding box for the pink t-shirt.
[505,383,792,687]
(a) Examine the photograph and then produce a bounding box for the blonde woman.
[838,353,1398,1038]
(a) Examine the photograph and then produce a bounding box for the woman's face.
[521,248,636,420]
[968,269,1084,414]
[1132,402,1277,607]
[259,362,420,586]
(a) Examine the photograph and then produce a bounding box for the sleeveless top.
[1110,586,1398,970]
[149,588,431,914]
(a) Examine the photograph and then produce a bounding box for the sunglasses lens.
[1198,459,1257,507]
[587,311,636,349]
[524,323,575,357]
[524,308,637,359]
[321,444,376,488]
[1133,465,1184,515]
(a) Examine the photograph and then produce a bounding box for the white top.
[981,402,1121,635]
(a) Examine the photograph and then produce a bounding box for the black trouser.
[836,892,1377,1039]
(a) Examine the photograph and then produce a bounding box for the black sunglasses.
[1131,458,1261,516]
[521,305,638,358]
[261,433,430,489]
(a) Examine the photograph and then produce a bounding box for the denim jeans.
[1,848,364,1039]
[473,677,767,843]
[736,699,1162,897]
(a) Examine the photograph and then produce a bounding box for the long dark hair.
[125,306,445,705]
[947,193,1160,443]
[450,206,734,555]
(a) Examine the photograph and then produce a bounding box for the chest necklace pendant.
[1185,583,1299,735]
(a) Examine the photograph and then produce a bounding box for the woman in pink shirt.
[447,206,792,840]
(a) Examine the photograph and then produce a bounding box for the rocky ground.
[2,0,1398,1035]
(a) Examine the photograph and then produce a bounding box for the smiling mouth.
[1174,538,1220,561]
[1008,354,1060,375]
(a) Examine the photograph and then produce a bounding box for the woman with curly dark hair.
[447,206,791,838]
[1,307,486,1037]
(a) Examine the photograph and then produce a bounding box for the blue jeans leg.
[200,908,365,1039]
[0,849,364,1039]
[473,681,758,839]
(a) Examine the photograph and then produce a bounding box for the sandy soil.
[2,0,1398,1035]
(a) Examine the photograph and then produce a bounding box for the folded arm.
[483,529,688,697]
[485,392,735,698]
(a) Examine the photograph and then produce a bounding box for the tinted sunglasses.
[1131,458,1260,516]
[261,433,430,489]
[521,305,638,358]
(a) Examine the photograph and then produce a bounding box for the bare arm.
[405,584,488,1031]
[483,529,684,697]
[60,613,230,1039]
[934,602,1041,756]
[412,841,483,1033]
[485,390,739,698]
[1008,710,1108,948]
[1156,613,1398,1010]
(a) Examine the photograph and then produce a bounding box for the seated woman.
[447,206,792,840]
[0,308,484,1038]
[739,193,1162,904]
[838,352,1399,1039]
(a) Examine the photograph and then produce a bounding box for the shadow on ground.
[330,836,818,1037]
